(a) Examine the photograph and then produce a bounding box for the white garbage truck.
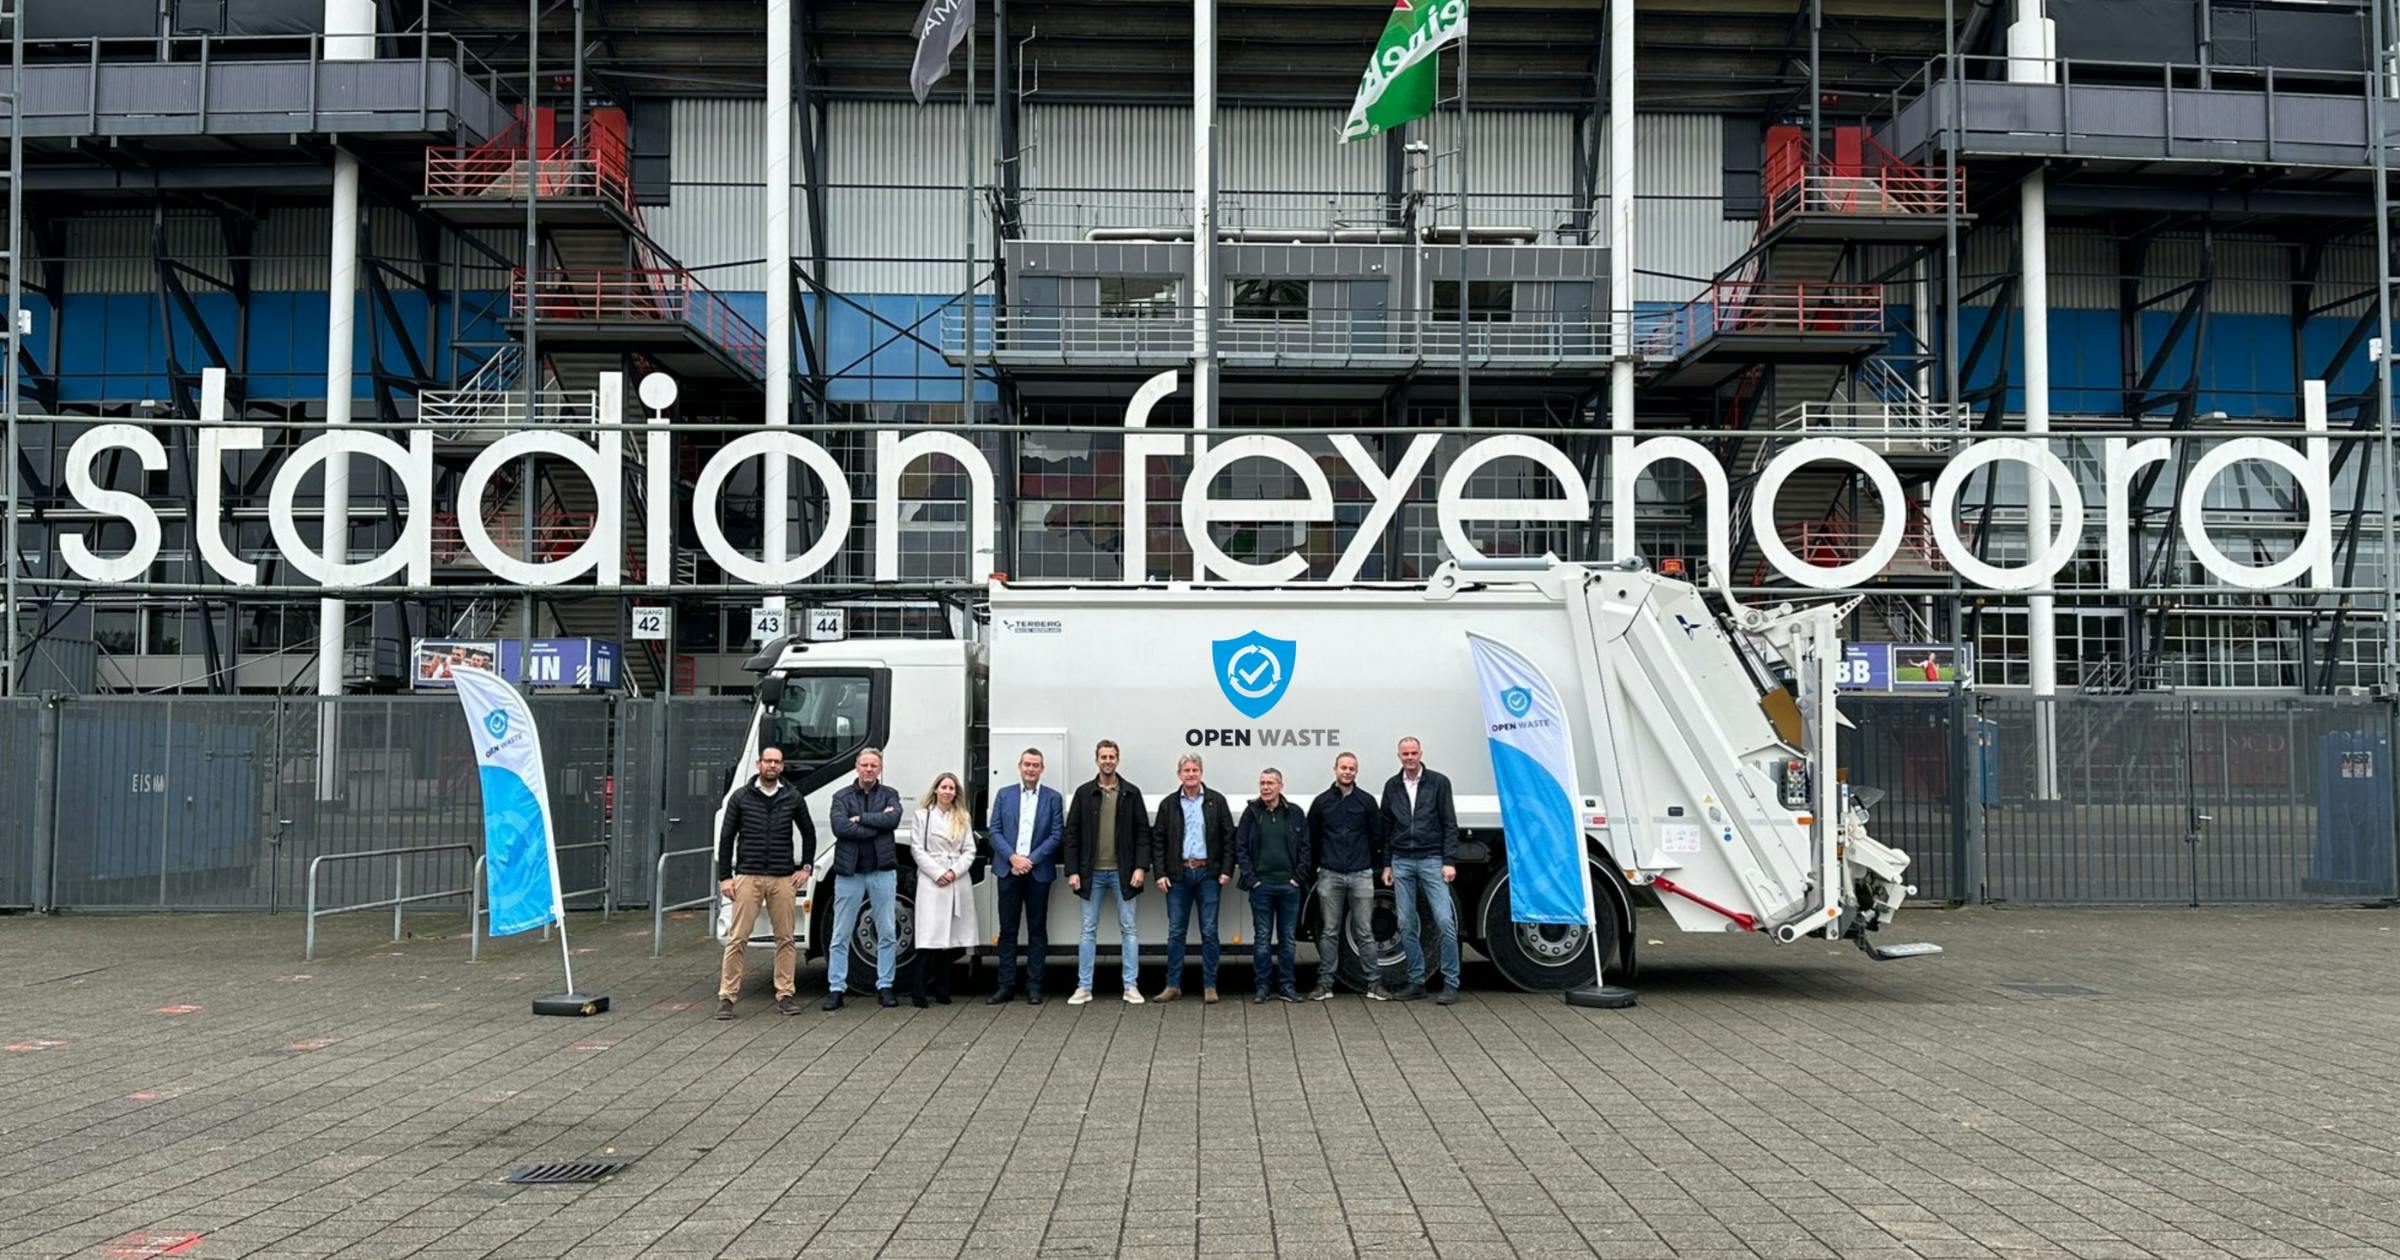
[718,558,1936,993]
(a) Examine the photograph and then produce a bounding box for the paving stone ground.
[3,906,2399,1260]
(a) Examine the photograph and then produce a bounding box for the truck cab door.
[760,667,893,797]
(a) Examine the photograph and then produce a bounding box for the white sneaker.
[1067,988,1093,1005]
[1122,988,1146,1005]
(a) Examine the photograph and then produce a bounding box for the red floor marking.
[4,1039,66,1052]
[155,1005,203,1016]
[102,1232,204,1257]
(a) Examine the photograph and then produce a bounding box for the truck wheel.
[1479,869,1614,993]
[1346,885,1446,991]
[843,890,918,995]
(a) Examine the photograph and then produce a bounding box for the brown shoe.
[1155,987,1182,1003]
[1203,986,1220,1005]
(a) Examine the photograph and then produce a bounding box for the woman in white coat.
[908,772,980,1006]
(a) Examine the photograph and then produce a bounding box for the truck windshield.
[765,672,873,770]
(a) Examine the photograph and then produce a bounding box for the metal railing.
[652,841,721,957]
[428,511,597,566]
[510,268,767,378]
[1761,139,1964,232]
[468,840,610,962]
[1011,191,1598,244]
[1881,52,2395,168]
[1753,517,1959,587]
[426,118,633,210]
[417,388,600,441]
[1775,401,1969,455]
[0,30,508,136]
[1639,282,1885,359]
[947,306,1623,367]
[302,842,475,961]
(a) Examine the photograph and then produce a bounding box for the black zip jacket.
[715,778,817,881]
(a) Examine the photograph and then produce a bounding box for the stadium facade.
[2,0,2395,699]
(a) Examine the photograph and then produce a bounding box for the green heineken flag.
[1341,0,1469,144]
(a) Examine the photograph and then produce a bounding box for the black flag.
[909,0,976,105]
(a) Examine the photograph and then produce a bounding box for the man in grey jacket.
[824,748,904,1010]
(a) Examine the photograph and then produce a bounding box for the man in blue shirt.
[987,747,1064,1005]
[1152,752,1235,1003]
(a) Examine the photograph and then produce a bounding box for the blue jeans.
[826,868,898,992]
[993,871,1051,996]
[1077,870,1141,992]
[1391,856,1460,990]
[1250,882,1301,994]
[1162,873,1222,989]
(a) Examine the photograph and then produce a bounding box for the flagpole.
[1455,27,1469,429]
[963,10,977,431]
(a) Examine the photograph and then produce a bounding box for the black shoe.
[1278,989,1304,1003]
[985,988,1017,1006]
[822,993,844,1012]
[1252,991,1270,1004]
[1025,990,1046,1006]
[911,993,929,1009]
[1306,985,1334,1002]
[934,993,953,1006]
[1435,987,1460,1006]
[774,995,800,1017]
[878,989,899,1008]
[712,998,736,1021]
[1394,984,1427,1002]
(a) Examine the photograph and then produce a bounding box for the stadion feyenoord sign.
[50,368,2338,594]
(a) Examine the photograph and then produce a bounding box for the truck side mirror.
[757,676,785,708]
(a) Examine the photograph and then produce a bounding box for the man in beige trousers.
[713,747,818,1019]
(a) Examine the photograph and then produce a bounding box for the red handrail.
[1761,139,1965,232]
[426,123,634,211]
[508,267,768,378]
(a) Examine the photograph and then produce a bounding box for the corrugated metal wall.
[46,208,496,294]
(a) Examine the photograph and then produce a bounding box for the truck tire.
[839,888,917,995]
[1478,869,1615,993]
[1347,884,1447,991]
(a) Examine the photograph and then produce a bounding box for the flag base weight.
[533,993,610,1017]
[1563,986,1637,1010]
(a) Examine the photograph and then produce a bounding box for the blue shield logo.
[1501,687,1533,718]
[1211,631,1297,720]
[484,709,510,740]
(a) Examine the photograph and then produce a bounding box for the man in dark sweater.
[1306,751,1388,1001]
[1236,768,1310,1002]
[1380,735,1461,1004]
[713,747,817,1019]
[824,748,905,1010]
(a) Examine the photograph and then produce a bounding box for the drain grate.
[1998,982,2102,998]
[505,1159,634,1186]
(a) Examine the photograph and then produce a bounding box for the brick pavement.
[3,906,2400,1259]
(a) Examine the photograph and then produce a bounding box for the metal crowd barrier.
[302,843,476,961]
[468,841,612,962]
[652,842,724,957]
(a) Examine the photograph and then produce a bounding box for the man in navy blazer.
[987,747,1065,1005]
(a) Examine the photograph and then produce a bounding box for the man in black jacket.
[1153,752,1237,1003]
[1380,736,1461,1004]
[1062,739,1151,1005]
[713,746,816,1019]
[823,748,904,1010]
[1306,750,1388,1001]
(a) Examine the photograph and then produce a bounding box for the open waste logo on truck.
[1211,631,1297,719]
[1194,631,1339,748]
